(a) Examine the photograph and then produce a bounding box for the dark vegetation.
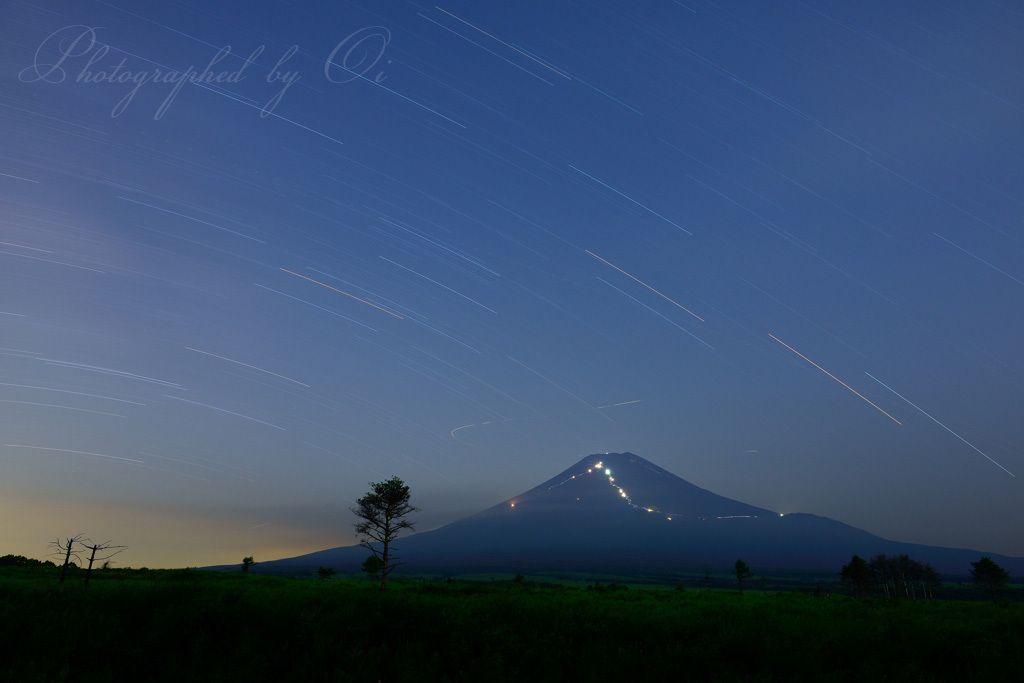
[841,553,942,599]
[734,558,754,594]
[2,556,1022,682]
[971,556,1011,601]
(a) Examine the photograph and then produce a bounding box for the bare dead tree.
[46,535,126,586]
[48,535,85,583]
[79,540,127,588]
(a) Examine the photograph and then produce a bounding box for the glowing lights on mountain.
[566,459,759,526]
[779,513,784,517]
[510,502,515,508]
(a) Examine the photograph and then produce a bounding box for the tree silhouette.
[734,559,753,595]
[841,555,871,597]
[970,557,1009,602]
[361,555,383,582]
[0,554,46,568]
[47,535,125,586]
[351,476,418,590]
[317,566,336,580]
[920,563,942,600]
[79,540,126,589]
[866,553,940,600]
[241,556,255,573]
[48,535,85,583]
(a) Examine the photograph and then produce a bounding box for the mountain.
[250,452,1024,577]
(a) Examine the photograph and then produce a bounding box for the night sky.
[2,0,1022,568]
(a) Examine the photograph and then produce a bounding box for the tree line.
[840,554,941,599]
[839,553,1011,601]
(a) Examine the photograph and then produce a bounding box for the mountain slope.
[252,453,1024,576]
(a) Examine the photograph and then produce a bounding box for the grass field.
[2,565,1022,682]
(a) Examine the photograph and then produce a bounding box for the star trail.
[1,1,1022,567]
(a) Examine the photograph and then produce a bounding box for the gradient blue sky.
[2,0,1022,568]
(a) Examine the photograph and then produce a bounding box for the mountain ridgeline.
[254,453,1024,576]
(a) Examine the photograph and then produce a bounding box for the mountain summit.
[255,453,1024,576]
[475,451,772,521]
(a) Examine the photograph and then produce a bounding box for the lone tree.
[734,559,754,595]
[970,557,1009,602]
[351,476,418,590]
[241,556,255,573]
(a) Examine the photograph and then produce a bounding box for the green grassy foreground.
[2,567,1022,682]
